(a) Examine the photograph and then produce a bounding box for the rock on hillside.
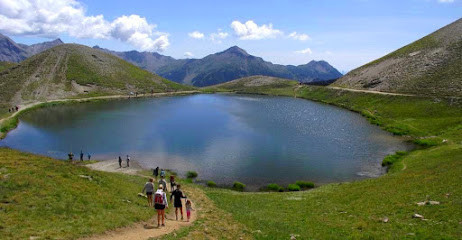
[0,44,191,106]
[333,18,462,98]
[0,34,63,62]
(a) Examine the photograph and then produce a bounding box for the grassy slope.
[0,61,17,72]
[0,148,154,240]
[202,82,462,239]
[332,18,462,97]
[0,44,193,108]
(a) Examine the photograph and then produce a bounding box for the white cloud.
[0,0,169,51]
[288,32,310,41]
[184,51,193,57]
[437,0,454,3]
[230,20,283,40]
[295,48,313,54]
[188,31,204,39]
[210,30,229,43]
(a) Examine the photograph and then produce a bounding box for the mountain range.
[333,18,462,97]
[95,45,343,87]
[0,34,63,62]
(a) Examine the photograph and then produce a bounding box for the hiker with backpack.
[142,178,155,207]
[170,184,187,221]
[154,185,168,227]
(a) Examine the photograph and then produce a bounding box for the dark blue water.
[0,94,411,188]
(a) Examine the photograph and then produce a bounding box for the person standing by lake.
[126,155,130,167]
[160,169,165,178]
[142,178,155,207]
[153,167,159,181]
[68,152,74,161]
[154,185,168,227]
[170,184,186,220]
[87,153,91,160]
[80,150,84,161]
[118,156,122,168]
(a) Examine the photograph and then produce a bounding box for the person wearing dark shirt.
[118,156,122,168]
[170,184,187,220]
[80,150,84,161]
[153,167,159,181]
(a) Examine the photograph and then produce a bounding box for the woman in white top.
[154,185,168,227]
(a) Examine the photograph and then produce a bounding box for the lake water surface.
[1,94,411,188]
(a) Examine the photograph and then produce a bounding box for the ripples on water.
[0,94,411,189]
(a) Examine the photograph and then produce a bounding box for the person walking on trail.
[142,178,155,207]
[170,184,187,220]
[126,155,130,167]
[185,199,194,222]
[68,152,74,161]
[118,156,122,168]
[153,167,159,181]
[80,150,84,161]
[160,169,166,178]
[154,185,168,227]
[169,175,176,192]
[158,177,167,192]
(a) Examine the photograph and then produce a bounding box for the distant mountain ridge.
[94,45,342,87]
[333,18,462,97]
[0,34,63,62]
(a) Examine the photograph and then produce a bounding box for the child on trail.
[170,184,187,220]
[154,185,168,227]
[142,178,155,207]
[160,169,166,178]
[169,175,176,192]
[118,156,122,168]
[185,199,194,222]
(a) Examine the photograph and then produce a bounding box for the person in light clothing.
[154,185,168,227]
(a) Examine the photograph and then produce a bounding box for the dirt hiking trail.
[82,160,197,240]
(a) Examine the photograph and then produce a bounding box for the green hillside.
[200,80,462,239]
[203,75,299,95]
[333,18,462,97]
[0,44,193,111]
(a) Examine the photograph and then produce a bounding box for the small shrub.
[267,183,282,192]
[295,181,315,189]
[288,184,300,191]
[232,181,246,191]
[414,138,439,147]
[207,181,217,187]
[381,151,408,167]
[186,171,198,179]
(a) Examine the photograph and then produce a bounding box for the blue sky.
[2,0,461,72]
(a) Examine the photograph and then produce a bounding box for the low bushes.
[186,171,198,179]
[288,184,300,191]
[414,138,439,147]
[382,151,408,166]
[207,180,217,187]
[232,181,246,191]
[295,181,315,189]
[266,183,283,192]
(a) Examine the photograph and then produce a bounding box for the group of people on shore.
[118,155,130,168]
[67,150,91,161]
[142,167,193,227]
[8,106,19,113]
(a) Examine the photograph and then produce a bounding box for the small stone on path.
[382,217,389,223]
[412,213,424,219]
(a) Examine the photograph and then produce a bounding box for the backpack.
[154,192,164,205]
